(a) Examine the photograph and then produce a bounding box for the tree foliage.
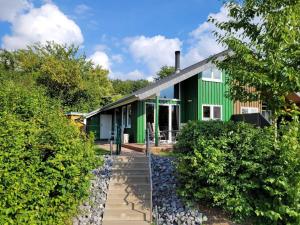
[0,42,113,112]
[210,0,300,117]
[111,79,150,97]
[154,66,175,81]
[0,71,97,224]
[176,120,300,224]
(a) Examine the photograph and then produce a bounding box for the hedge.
[175,121,300,224]
[0,80,98,224]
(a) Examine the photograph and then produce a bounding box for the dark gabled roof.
[93,49,230,113]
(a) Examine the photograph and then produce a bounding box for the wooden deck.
[122,143,173,154]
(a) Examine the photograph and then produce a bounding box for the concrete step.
[111,171,150,178]
[110,172,149,180]
[112,162,149,169]
[103,155,151,225]
[109,176,150,184]
[106,199,150,209]
[107,192,150,200]
[106,197,150,206]
[108,187,150,195]
[108,183,150,191]
[112,168,149,176]
[102,221,150,225]
[105,202,150,211]
[103,209,150,221]
[113,156,148,163]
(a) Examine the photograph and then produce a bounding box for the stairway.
[103,155,151,225]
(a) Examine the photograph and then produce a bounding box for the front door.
[100,114,112,139]
[159,104,180,143]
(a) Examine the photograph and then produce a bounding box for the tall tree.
[111,79,150,97]
[154,66,175,81]
[210,0,300,119]
[0,42,113,112]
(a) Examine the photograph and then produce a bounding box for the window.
[202,67,222,82]
[160,84,180,99]
[122,106,127,127]
[127,105,132,128]
[121,105,132,128]
[202,105,222,120]
[241,107,259,114]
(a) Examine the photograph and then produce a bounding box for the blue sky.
[0,0,227,80]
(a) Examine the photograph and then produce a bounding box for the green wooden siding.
[136,101,145,143]
[198,72,233,121]
[86,114,100,140]
[180,75,198,122]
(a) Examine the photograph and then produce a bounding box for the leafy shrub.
[176,120,300,224]
[0,80,97,224]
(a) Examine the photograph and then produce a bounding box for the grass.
[153,151,182,158]
[94,146,110,156]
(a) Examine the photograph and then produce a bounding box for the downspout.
[155,94,159,147]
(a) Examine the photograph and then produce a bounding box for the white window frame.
[241,107,259,114]
[202,104,222,121]
[202,67,223,83]
[127,104,132,128]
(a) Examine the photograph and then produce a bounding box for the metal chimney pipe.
[175,50,180,73]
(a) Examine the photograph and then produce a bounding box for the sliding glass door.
[159,105,169,142]
[145,102,180,143]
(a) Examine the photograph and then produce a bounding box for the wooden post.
[110,139,113,155]
[155,95,159,147]
[116,126,121,155]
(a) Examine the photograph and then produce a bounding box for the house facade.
[86,50,263,144]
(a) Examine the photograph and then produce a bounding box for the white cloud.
[182,6,229,67]
[0,0,32,22]
[110,69,146,80]
[126,35,182,74]
[94,44,109,52]
[1,3,84,50]
[74,4,91,15]
[88,51,110,70]
[111,54,123,64]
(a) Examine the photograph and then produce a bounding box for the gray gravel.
[73,155,112,225]
[151,155,206,225]
[73,154,206,225]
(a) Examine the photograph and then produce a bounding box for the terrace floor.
[96,141,173,155]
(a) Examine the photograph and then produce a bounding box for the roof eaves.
[100,94,138,112]
[135,49,229,100]
[85,108,101,118]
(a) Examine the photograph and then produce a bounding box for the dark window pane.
[146,104,154,125]
[172,105,179,131]
[213,106,221,119]
[174,84,179,99]
[203,106,210,119]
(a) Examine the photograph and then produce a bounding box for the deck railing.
[146,128,159,224]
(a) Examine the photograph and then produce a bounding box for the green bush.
[0,80,97,224]
[176,120,300,224]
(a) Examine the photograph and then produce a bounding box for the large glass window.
[160,84,179,99]
[202,67,222,82]
[202,105,222,120]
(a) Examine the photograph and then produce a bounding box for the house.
[86,50,265,145]
[65,112,86,131]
